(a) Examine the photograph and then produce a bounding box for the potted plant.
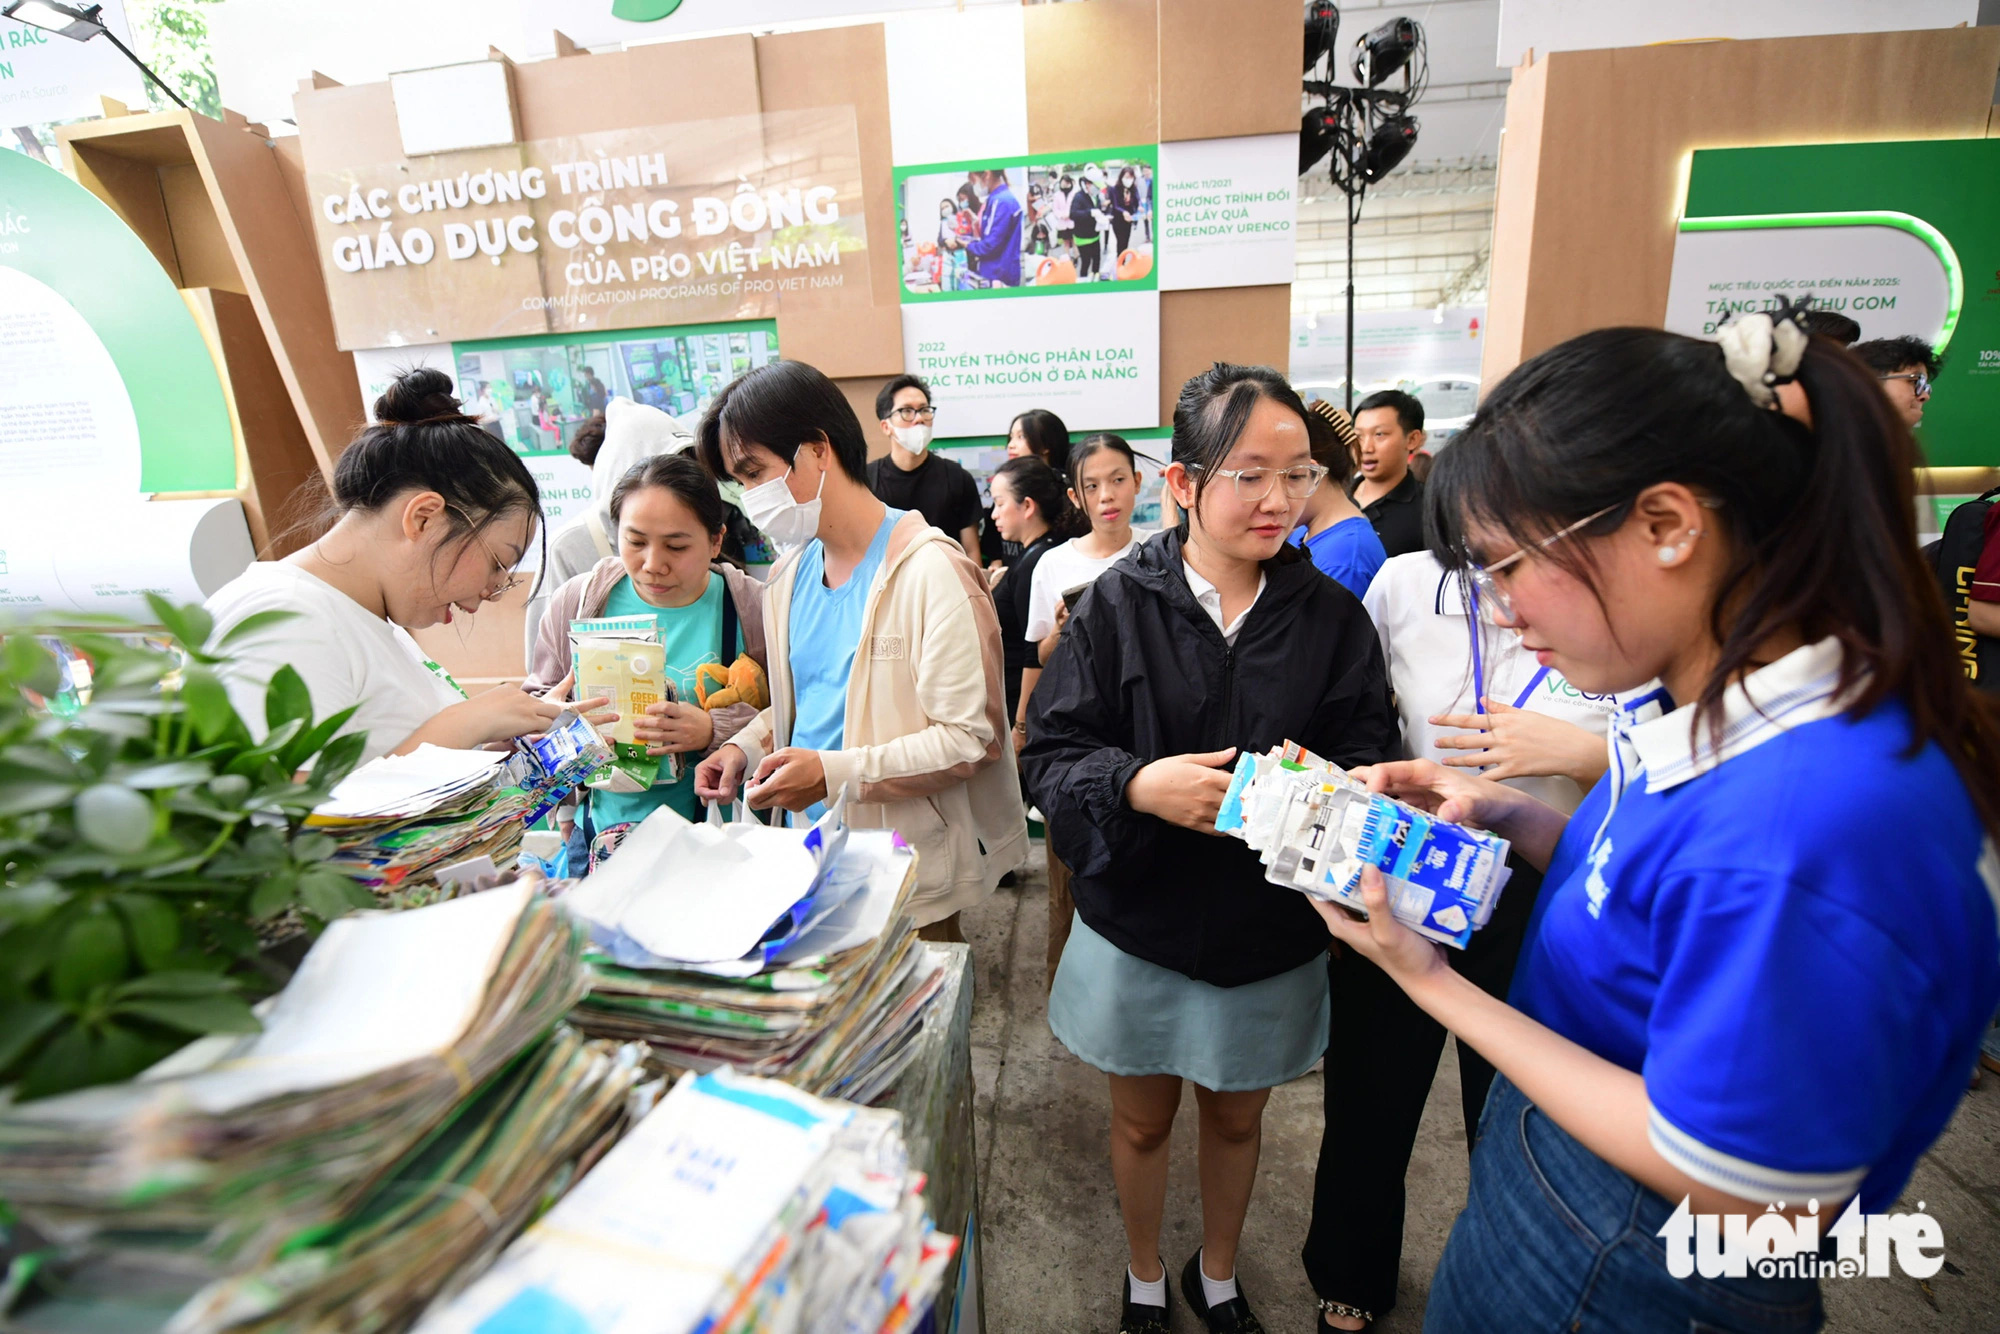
[0,596,376,1099]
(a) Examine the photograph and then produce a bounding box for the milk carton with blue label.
[1216,742,1511,949]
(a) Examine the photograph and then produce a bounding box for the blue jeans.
[1424,1076,1824,1333]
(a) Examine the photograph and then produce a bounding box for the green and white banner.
[1667,140,2000,467]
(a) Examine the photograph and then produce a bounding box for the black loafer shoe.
[1118,1268,1172,1334]
[1181,1250,1267,1334]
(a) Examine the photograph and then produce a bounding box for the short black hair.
[1799,310,1861,345]
[1354,389,1424,434]
[874,374,932,421]
[610,452,725,537]
[569,411,607,467]
[697,360,871,484]
[1851,335,1940,379]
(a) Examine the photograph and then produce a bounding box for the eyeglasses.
[449,507,526,600]
[1467,503,1620,625]
[1189,463,1329,502]
[887,405,936,424]
[1880,372,1931,398]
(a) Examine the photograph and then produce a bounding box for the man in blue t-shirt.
[963,170,1023,288]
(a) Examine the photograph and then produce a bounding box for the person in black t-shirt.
[1351,389,1428,558]
[988,455,1083,735]
[865,374,983,563]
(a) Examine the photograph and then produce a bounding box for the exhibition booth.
[1,5,1999,1331]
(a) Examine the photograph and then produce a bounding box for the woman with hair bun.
[1023,363,1397,1334]
[205,368,600,762]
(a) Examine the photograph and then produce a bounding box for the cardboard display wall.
[1482,27,2000,387]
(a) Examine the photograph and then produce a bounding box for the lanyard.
[1465,582,1551,712]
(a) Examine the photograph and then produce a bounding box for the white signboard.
[0,498,254,618]
[1156,135,1298,291]
[0,265,142,498]
[1290,307,1486,392]
[1662,220,1952,345]
[902,290,1159,436]
[0,3,146,124]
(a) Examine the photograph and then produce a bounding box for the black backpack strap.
[719,572,740,664]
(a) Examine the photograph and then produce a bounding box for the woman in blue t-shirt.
[1308,315,2000,1333]
[526,453,766,864]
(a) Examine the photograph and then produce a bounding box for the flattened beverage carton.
[570,616,676,794]
[1217,741,1511,949]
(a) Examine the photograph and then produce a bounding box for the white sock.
[1199,1249,1239,1306]
[1127,1263,1167,1307]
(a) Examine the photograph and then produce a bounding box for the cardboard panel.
[511,34,763,138]
[777,304,904,380]
[160,162,244,294]
[1158,284,1291,421]
[408,580,531,685]
[1158,0,1298,141]
[756,24,900,310]
[1485,27,2000,386]
[838,376,896,459]
[268,134,315,236]
[1024,0,1159,154]
[62,141,179,282]
[290,81,405,172]
[185,287,324,557]
[1479,55,1546,393]
[191,112,364,476]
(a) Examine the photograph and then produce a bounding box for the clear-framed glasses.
[1467,503,1621,625]
[888,405,937,424]
[1880,372,1931,398]
[1190,463,1329,503]
[449,506,526,601]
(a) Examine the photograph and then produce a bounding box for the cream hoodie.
[730,512,1028,925]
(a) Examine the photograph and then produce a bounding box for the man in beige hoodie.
[693,361,1027,937]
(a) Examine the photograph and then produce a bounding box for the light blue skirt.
[1048,913,1331,1092]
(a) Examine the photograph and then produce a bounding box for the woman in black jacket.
[1025,363,1398,1334]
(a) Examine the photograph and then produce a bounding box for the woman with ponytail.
[206,369,600,762]
[988,455,1084,742]
[1308,312,2000,1332]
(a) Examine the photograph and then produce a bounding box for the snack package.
[1217,742,1511,949]
[570,616,676,793]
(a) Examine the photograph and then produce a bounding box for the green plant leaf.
[311,730,369,791]
[278,705,359,774]
[298,868,370,922]
[0,777,78,817]
[49,911,130,1003]
[179,667,245,746]
[111,893,180,970]
[13,1021,91,1101]
[0,881,66,926]
[248,867,299,921]
[0,1001,64,1076]
[263,666,313,733]
[72,784,157,856]
[213,608,298,650]
[114,994,260,1036]
[289,833,336,863]
[87,1022,179,1087]
[2,635,60,697]
[118,760,215,790]
[144,596,213,654]
[112,970,238,999]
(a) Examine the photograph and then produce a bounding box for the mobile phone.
[1061,582,1090,613]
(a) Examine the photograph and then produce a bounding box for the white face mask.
[740,463,825,553]
[893,423,932,455]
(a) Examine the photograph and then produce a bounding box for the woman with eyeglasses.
[1313,319,2000,1333]
[207,369,601,763]
[1023,363,1398,1334]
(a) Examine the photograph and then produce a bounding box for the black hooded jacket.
[1023,529,1398,987]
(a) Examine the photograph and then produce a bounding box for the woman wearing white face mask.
[864,374,983,565]
[693,360,1028,938]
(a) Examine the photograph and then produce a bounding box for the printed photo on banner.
[933,427,1170,526]
[895,147,1158,301]
[448,319,778,454]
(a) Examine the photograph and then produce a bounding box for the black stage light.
[1362,114,1419,182]
[1354,17,1419,88]
[1303,1,1339,72]
[1300,105,1342,174]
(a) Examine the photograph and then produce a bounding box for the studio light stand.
[1300,6,1426,413]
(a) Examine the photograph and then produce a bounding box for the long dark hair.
[1170,362,1314,516]
[1429,325,2000,837]
[1066,432,1139,495]
[1010,408,1072,473]
[993,456,1086,541]
[282,367,543,564]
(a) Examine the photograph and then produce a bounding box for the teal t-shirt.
[587,571,733,829]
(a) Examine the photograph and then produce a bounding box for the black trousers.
[1300,855,1545,1318]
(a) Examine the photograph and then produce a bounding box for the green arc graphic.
[1678,209,1964,352]
[611,0,684,20]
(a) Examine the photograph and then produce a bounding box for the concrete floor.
[963,846,2000,1334]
